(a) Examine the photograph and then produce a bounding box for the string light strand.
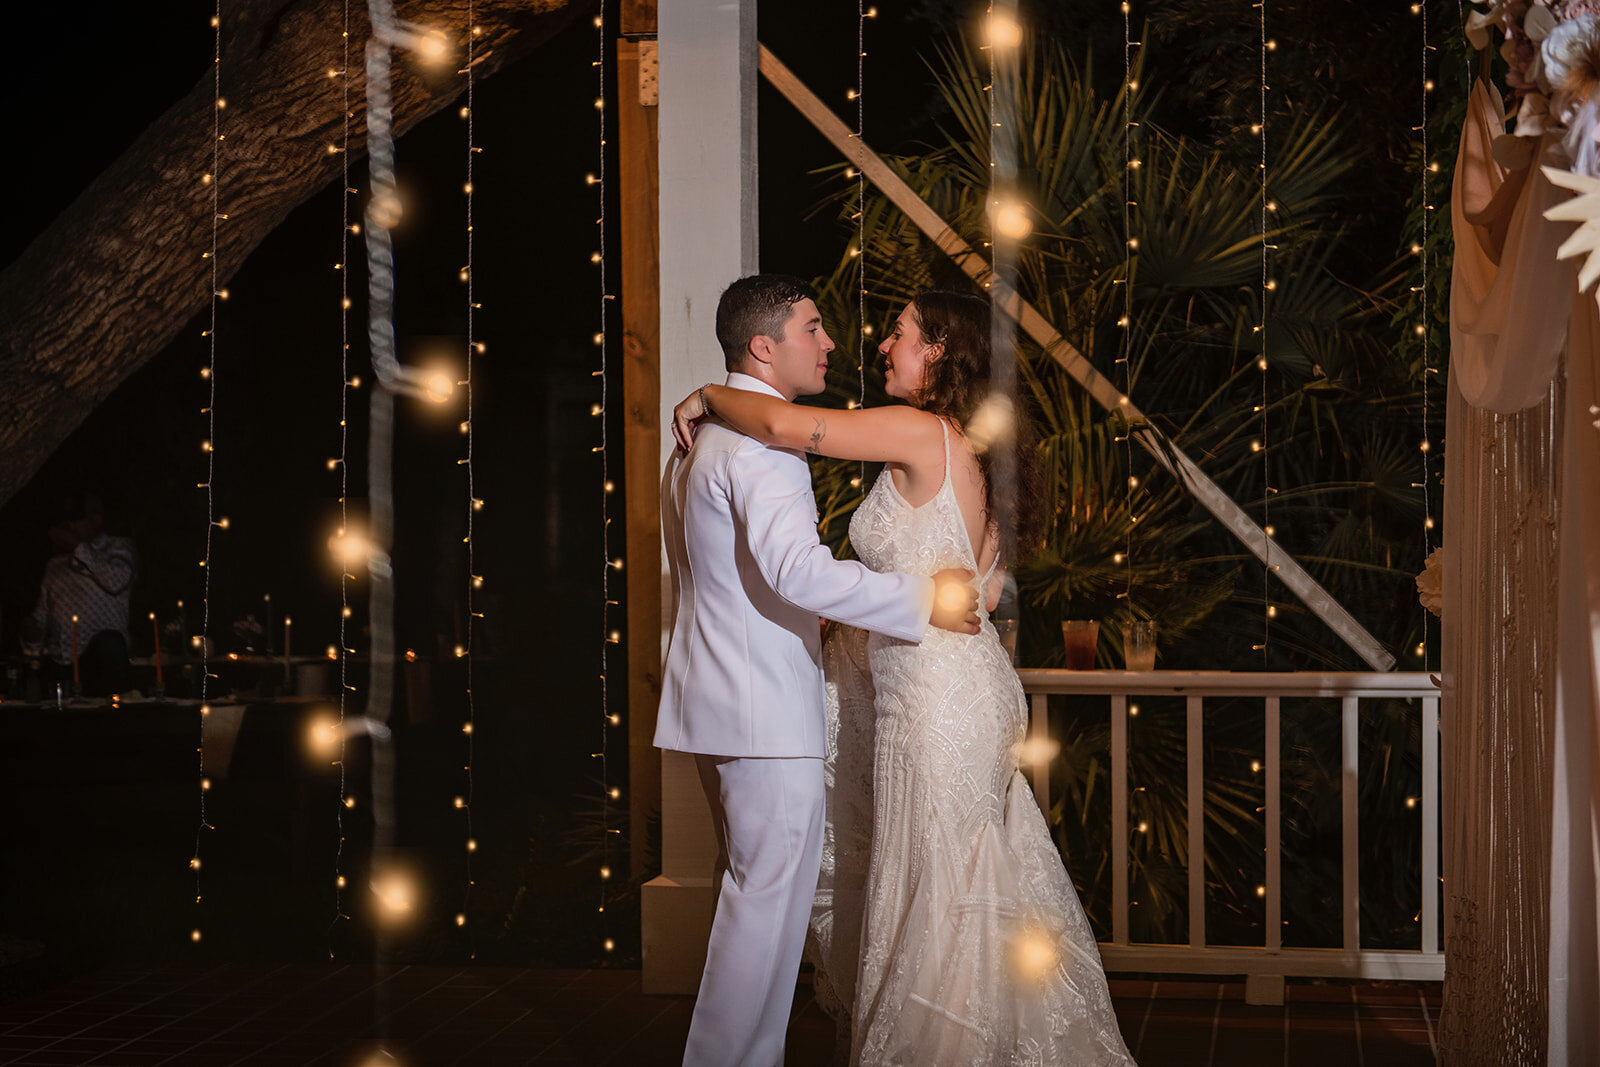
[1418,0,1435,669]
[1255,0,1273,662]
[192,0,224,950]
[460,0,479,954]
[330,0,353,953]
[593,5,615,955]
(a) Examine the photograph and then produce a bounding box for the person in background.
[24,498,137,697]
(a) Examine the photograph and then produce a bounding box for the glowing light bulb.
[1009,927,1058,985]
[306,714,342,760]
[600,866,612,880]
[416,30,450,66]
[371,872,415,919]
[190,857,202,870]
[987,11,1023,48]
[456,913,467,926]
[1251,759,1262,773]
[607,714,621,726]
[424,372,454,403]
[454,796,466,809]
[603,938,615,952]
[191,929,203,942]
[370,195,403,230]
[1129,704,1140,717]
[466,838,478,852]
[993,201,1033,240]
[1137,821,1149,833]
[1405,796,1417,809]
[1250,440,1263,453]
[1015,737,1061,766]
[326,645,339,660]
[1256,885,1267,898]
[608,787,621,799]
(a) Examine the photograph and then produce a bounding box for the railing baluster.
[1341,695,1360,953]
[1266,696,1281,952]
[1012,670,1443,982]
[1188,695,1204,950]
[1030,692,1049,811]
[1112,694,1129,946]
[1422,696,1439,955]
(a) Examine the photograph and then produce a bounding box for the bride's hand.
[672,388,710,452]
[929,568,980,635]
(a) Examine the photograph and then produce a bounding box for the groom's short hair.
[716,274,818,371]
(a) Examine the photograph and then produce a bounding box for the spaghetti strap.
[938,416,952,485]
[979,547,1002,588]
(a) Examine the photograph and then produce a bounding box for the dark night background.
[0,0,1069,991]
[0,0,1431,1006]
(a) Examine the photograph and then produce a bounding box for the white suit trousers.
[684,754,826,1067]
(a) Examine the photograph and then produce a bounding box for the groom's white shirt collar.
[725,371,786,401]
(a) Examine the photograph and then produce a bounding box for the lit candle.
[71,614,80,690]
[150,612,165,690]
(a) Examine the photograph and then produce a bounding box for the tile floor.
[0,964,1441,1065]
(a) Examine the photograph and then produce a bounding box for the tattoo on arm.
[807,417,827,455]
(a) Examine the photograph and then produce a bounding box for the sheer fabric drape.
[1445,73,1600,1067]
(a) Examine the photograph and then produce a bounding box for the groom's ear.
[746,334,777,366]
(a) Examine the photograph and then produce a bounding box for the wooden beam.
[620,0,656,37]
[757,44,1396,672]
[617,35,662,883]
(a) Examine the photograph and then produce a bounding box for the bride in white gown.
[674,290,1134,1066]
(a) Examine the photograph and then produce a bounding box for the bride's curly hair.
[908,289,1043,560]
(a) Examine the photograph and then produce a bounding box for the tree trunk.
[0,0,588,509]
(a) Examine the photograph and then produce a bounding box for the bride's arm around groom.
[655,273,976,1067]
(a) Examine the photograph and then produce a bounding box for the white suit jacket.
[655,373,935,759]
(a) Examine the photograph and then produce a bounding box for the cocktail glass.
[1122,620,1157,671]
[1061,620,1099,670]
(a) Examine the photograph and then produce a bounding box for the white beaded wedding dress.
[806,422,1135,1066]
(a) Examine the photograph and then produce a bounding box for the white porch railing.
[1017,670,1442,983]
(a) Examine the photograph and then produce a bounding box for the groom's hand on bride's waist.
[930,569,980,635]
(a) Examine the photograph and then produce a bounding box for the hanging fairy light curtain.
[190,0,226,950]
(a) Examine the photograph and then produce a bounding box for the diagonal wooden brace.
[758,44,1395,672]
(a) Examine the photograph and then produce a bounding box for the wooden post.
[641,0,758,996]
[617,2,660,901]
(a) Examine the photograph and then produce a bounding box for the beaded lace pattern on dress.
[806,421,1136,1066]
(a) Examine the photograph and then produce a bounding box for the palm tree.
[804,37,1437,946]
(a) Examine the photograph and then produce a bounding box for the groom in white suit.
[657,275,977,1066]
